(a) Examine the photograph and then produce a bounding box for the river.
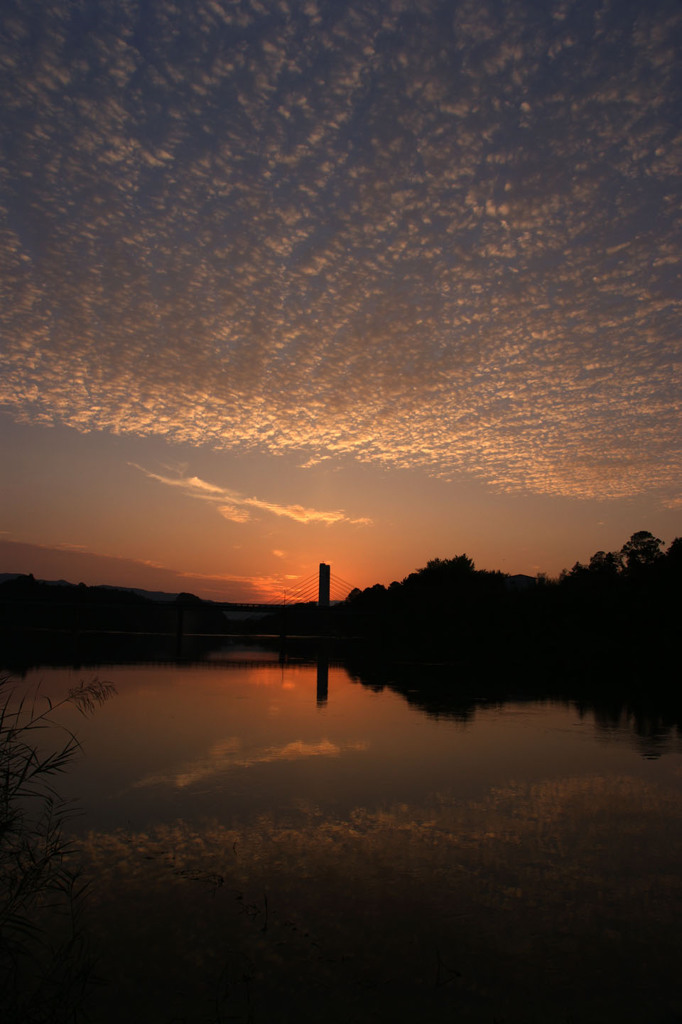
[4,645,682,1023]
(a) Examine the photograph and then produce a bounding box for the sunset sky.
[1,0,680,602]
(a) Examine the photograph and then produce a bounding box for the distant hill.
[0,574,228,634]
[0,573,195,604]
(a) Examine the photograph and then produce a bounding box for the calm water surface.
[16,654,682,1023]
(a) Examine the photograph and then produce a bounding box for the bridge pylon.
[318,563,330,608]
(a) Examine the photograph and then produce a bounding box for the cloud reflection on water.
[78,773,682,1023]
[132,736,369,790]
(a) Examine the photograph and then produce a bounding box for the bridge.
[215,563,356,611]
[172,563,358,642]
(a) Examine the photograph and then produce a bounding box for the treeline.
[337,532,680,679]
[560,530,680,586]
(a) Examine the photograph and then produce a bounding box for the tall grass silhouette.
[1,675,115,1024]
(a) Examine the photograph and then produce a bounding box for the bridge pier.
[175,603,185,658]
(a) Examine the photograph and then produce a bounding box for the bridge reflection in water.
[317,652,329,706]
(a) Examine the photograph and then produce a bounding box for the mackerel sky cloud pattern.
[0,0,680,501]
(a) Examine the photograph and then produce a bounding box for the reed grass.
[0,674,115,1023]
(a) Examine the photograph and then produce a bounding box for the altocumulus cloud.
[131,465,372,526]
[0,0,680,502]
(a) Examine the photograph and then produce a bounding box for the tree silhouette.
[587,550,623,577]
[620,531,664,573]
[664,536,682,568]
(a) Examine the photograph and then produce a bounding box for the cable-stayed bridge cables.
[330,572,357,601]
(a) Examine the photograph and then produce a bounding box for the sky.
[1,0,680,602]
